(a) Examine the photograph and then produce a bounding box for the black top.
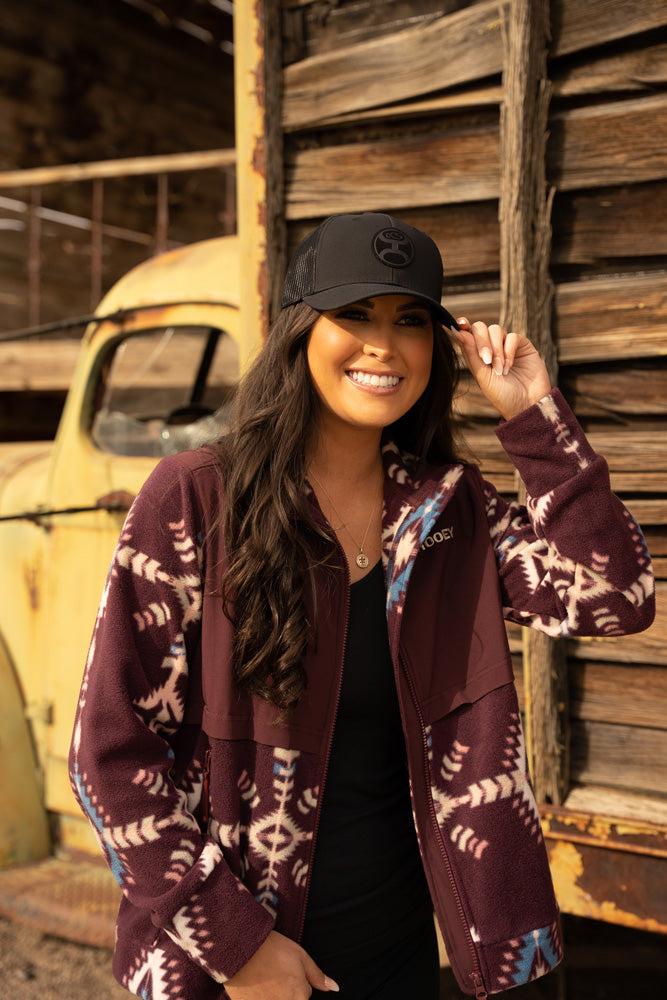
[301,561,433,970]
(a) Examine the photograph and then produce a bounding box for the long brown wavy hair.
[217,301,461,713]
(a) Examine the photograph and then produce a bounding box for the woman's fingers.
[303,951,340,993]
[224,930,339,999]
[486,323,507,376]
[455,318,515,377]
[452,317,553,419]
[503,331,520,375]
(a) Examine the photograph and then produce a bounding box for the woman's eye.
[398,313,430,328]
[336,308,369,322]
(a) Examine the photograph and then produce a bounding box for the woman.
[70,213,655,1000]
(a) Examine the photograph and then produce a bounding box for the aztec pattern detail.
[537,393,590,471]
[381,440,463,619]
[492,922,563,991]
[486,393,653,637]
[212,749,318,919]
[248,750,316,917]
[428,712,541,858]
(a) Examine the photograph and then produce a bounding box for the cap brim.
[303,283,459,331]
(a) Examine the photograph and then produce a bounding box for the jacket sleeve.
[482,388,655,637]
[68,454,274,986]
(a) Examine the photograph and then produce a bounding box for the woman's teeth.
[349,371,400,387]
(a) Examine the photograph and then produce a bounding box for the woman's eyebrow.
[396,300,430,311]
[352,298,429,311]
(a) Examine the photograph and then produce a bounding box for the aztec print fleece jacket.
[69,389,654,999]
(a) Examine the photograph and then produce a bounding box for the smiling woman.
[307,295,433,429]
[69,212,655,1000]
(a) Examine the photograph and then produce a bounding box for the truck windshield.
[91,325,238,456]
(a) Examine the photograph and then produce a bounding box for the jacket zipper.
[201,747,212,829]
[472,972,488,999]
[296,553,350,942]
[400,653,488,998]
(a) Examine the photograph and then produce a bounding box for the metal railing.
[0,148,236,327]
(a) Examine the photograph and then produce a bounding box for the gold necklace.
[309,470,383,570]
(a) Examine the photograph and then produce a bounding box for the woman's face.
[306,294,434,436]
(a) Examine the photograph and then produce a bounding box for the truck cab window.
[91,326,238,456]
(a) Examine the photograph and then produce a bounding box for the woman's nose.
[362,324,394,359]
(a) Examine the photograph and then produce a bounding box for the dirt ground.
[1,912,666,999]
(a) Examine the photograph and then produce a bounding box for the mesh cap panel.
[281,227,321,307]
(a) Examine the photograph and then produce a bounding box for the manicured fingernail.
[324,977,340,992]
[493,358,504,376]
[503,360,511,376]
[481,348,492,365]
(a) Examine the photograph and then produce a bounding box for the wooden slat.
[570,719,667,795]
[282,0,506,129]
[285,0,475,56]
[282,0,667,129]
[0,340,82,391]
[570,662,667,729]
[289,0,667,60]
[641,527,667,556]
[554,42,667,98]
[625,499,667,528]
[287,180,667,281]
[285,96,667,217]
[553,273,667,364]
[285,122,500,218]
[563,783,667,827]
[549,94,667,191]
[457,364,667,420]
[650,557,667,579]
[551,0,667,59]
[560,364,667,418]
[289,44,667,131]
[447,273,667,366]
[552,181,667,271]
[292,87,503,132]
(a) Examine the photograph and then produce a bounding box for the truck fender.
[0,634,51,867]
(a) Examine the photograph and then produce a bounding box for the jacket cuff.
[495,387,605,496]
[153,842,275,983]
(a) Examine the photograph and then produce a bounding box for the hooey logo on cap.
[372,228,415,269]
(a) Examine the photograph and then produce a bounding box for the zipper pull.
[471,972,488,999]
[201,748,211,828]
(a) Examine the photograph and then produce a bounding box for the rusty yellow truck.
[0,236,241,942]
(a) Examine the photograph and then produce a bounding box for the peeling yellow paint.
[542,807,667,853]
[549,841,667,933]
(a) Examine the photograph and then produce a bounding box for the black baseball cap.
[281,212,458,330]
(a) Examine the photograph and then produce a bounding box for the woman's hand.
[224,930,339,999]
[452,318,552,420]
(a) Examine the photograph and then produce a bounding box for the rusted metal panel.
[543,807,667,932]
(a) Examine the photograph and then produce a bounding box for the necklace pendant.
[356,551,370,569]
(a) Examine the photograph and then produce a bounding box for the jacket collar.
[381,441,465,630]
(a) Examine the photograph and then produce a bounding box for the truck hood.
[0,442,53,518]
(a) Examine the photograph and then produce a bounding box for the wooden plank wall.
[280,0,667,815]
[0,0,235,337]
